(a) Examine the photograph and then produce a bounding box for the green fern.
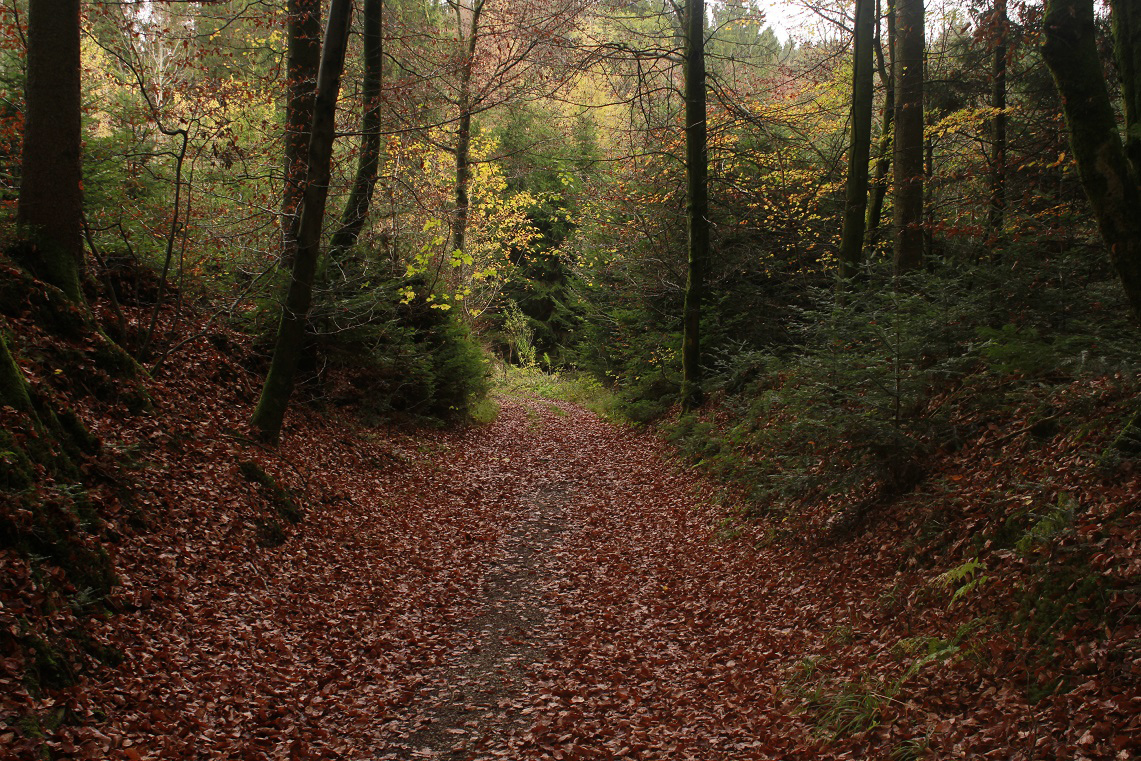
[936,557,990,605]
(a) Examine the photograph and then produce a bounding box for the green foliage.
[503,300,538,368]
[494,363,617,419]
[667,265,980,517]
[1011,499,1133,649]
[788,660,895,740]
[658,251,1141,529]
[252,266,492,425]
[895,618,987,681]
[1014,492,1076,557]
[935,558,991,606]
[889,736,930,761]
[467,396,501,425]
[792,617,988,742]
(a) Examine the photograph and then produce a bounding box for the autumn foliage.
[1,1,1140,759]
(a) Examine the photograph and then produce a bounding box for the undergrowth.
[650,255,1141,756]
[661,258,1141,528]
[492,363,619,419]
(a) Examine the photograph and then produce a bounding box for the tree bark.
[892,0,924,276]
[1113,0,1141,177]
[252,0,354,444]
[331,0,384,255]
[839,0,877,280]
[986,0,1008,243]
[1042,0,1141,320]
[865,1,895,250]
[17,0,84,303]
[282,0,322,265]
[450,0,484,280]
[681,0,709,411]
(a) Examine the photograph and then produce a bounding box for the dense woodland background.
[0,0,1139,758]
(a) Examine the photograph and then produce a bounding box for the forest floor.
[1,312,1139,760]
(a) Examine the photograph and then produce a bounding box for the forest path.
[94,392,817,761]
[385,398,576,758]
[369,397,800,760]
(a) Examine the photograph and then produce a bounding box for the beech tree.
[387,0,587,309]
[449,0,482,279]
[283,0,322,262]
[17,0,84,303]
[864,0,894,249]
[838,0,876,279]
[986,0,1007,242]
[892,0,923,275]
[252,0,354,443]
[1042,0,1141,320]
[331,0,383,255]
[680,0,708,410]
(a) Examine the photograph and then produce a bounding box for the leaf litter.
[1,318,1138,760]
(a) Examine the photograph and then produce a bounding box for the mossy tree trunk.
[331,0,383,255]
[1042,0,1141,321]
[0,332,37,421]
[892,0,924,276]
[680,0,709,411]
[252,0,354,444]
[1114,0,1141,176]
[839,0,877,280]
[17,0,84,304]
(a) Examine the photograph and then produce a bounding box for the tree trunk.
[865,1,895,250]
[332,0,384,255]
[450,0,483,284]
[1114,0,1141,177]
[681,0,709,411]
[986,0,1008,244]
[892,0,924,276]
[282,0,322,265]
[839,0,877,280]
[1042,0,1141,320]
[17,0,83,303]
[252,0,354,444]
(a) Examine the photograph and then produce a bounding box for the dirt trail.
[375,398,604,758]
[367,396,798,760]
[89,393,820,760]
[15,328,1133,761]
[400,449,573,756]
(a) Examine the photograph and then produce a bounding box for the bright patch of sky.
[755,0,817,43]
[755,0,983,46]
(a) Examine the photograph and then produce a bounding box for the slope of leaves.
[661,367,1141,760]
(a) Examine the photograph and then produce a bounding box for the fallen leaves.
[2,309,1139,760]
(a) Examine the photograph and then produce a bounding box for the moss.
[239,460,304,524]
[0,429,36,491]
[21,630,75,692]
[0,255,87,340]
[53,406,100,457]
[255,518,287,547]
[1108,406,1141,455]
[91,334,154,413]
